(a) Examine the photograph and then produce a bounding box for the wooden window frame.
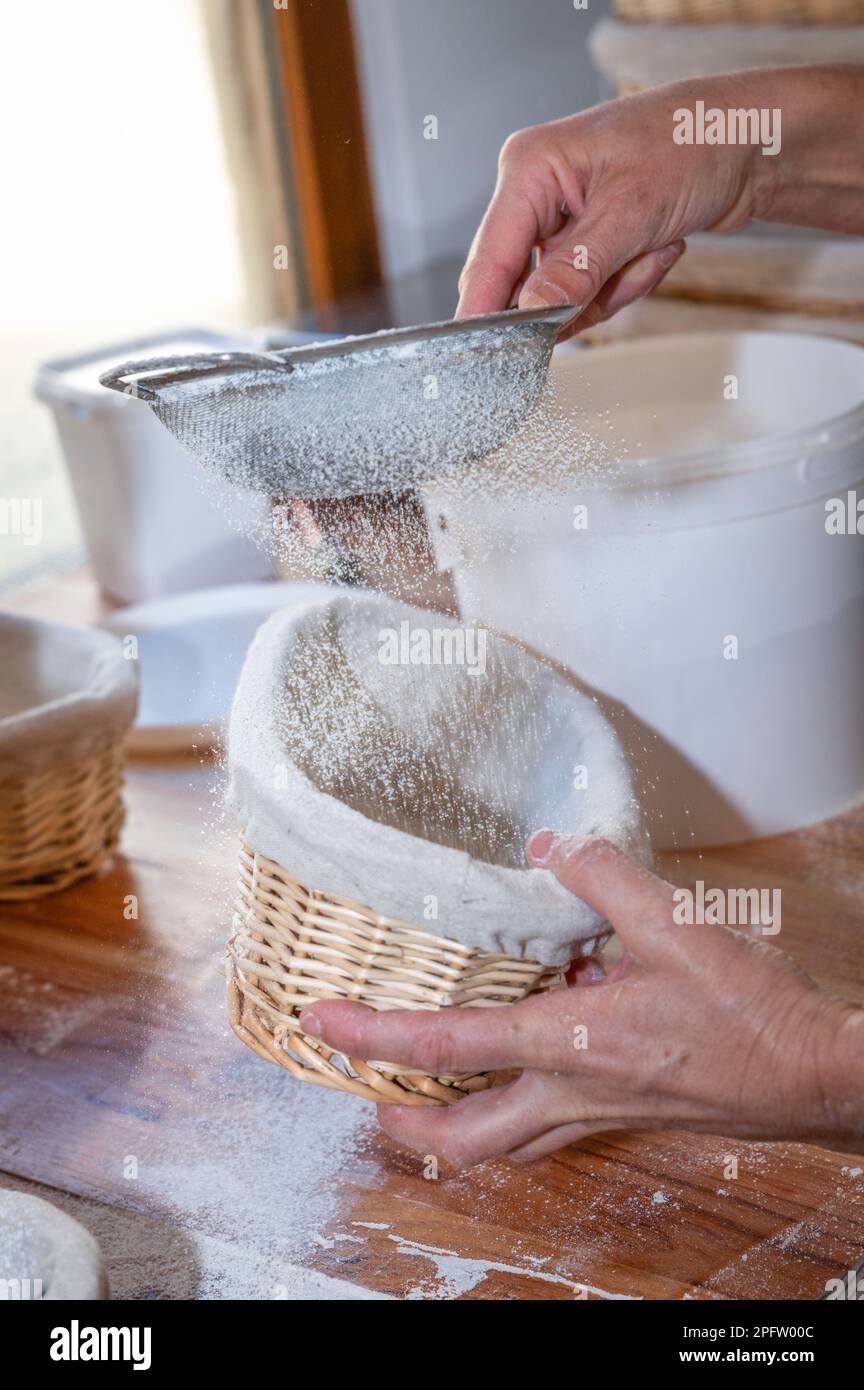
[269,0,381,306]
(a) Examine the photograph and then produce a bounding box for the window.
[0,0,250,590]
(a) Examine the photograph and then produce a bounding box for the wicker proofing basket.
[227,843,566,1106]
[0,741,127,900]
[614,0,864,21]
[0,615,138,901]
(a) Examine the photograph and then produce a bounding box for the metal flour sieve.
[98,304,578,500]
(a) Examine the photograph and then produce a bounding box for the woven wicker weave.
[614,0,863,21]
[0,739,126,901]
[227,843,566,1105]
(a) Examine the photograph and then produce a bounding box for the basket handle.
[98,350,294,402]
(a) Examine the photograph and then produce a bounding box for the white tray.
[101,582,342,755]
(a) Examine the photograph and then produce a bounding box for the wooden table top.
[1,571,862,1300]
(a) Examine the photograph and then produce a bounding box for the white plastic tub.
[35,331,272,603]
[425,331,864,849]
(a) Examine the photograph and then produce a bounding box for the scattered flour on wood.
[131,1052,378,1287]
[0,1178,388,1300]
[0,964,111,1057]
[387,1232,641,1301]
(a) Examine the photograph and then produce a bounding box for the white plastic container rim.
[554,331,864,518]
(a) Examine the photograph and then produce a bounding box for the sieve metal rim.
[97,303,580,403]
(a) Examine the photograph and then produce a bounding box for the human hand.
[301,834,863,1166]
[456,67,864,334]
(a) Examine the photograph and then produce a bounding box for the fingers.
[456,186,540,318]
[300,991,574,1075]
[561,242,686,335]
[301,839,675,1074]
[456,115,685,327]
[521,231,684,320]
[565,954,607,988]
[519,246,601,315]
[518,199,638,314]
[508,1121,596,1163]
[515,137,686,320]
[505,255,534,310]
[526,832,676,960]
[601,242,685,313]
[377,1071,574,1168]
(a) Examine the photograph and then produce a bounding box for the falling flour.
[190,366,632,605]
[228,592,648,965]
[150,320,562,502]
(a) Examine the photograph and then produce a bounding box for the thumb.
[526,831,675,961]
[518,219,627,314]
[517,192,678,317]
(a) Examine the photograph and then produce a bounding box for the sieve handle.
[98,351,294,402]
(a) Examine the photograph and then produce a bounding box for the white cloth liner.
[228,593,648,967]
[0,615,138,777]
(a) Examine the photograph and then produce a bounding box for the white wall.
[351,0,612,280]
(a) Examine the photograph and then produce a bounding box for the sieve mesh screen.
[98,305,578,501]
